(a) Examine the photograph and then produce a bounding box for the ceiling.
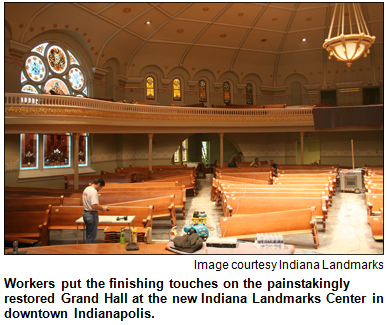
[4,2,384,84]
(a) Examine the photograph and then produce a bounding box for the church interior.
[4,2,384,254]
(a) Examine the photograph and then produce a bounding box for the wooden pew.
[221,190,328,215]
[39,205,153,246]
[146,174,196,196]
[274,179,335,195]
[367,186,383,195]
[5,186,83,197]
[99,187,187,218]
[216,171,273,184]
[5,210,48,244]
[365,193,383,221]
[220,207,319,248]
[217,175,270,185]
[224,196,328,232]
[104,181,178,188]
[278,169,337,175]
[5,197,62,212]
[215,167,273,173]
[65,173,135,189]
[107,195,176,227]
[368,208,383,241]
[115,168,151,181]
[61,195,177,227]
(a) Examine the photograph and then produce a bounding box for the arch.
[166,66,190,81]
[4,19,12,42]
[138,64,164,80]
[291,81,302,106]
[193,69,216,84]
[283,73,309,86]
[26,29,93,67]
[218,70,239,84]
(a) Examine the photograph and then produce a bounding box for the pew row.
[220,207,319,248]
[225,196,328,232]
[365,193,383,221]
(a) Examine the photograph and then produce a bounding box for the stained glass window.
[21,42,88,97]
[146,77,155,100]
[223,82,231,104]
[174,146,180,162]
[43,134,71,168]
[182,139,188,162]
[78,133,88,167]
[246,83,253,105]
[199,80,207,102]
[20,134,39,170]
[173,78,181,101]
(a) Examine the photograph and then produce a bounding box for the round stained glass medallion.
[47,45,67,73]
[68,68,84,90]
[44,78,69,95]
[25,56,46,82]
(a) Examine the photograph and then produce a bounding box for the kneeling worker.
[82,178,109,243]
[228,152,243,168]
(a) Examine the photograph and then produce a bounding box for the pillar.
[148,133,154,171]
[73,133,80,190]
[179,142,183,165]
[300,131,304,165]
[220,133,224,168]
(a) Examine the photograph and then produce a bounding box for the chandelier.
[323,3,375,67]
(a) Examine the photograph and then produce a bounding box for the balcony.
[5,93,381,134]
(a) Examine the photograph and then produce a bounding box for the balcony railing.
[5,93,314,118]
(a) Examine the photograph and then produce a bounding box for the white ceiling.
[5,2,384,83]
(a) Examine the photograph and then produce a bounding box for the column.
[73,133,80,190]
[148,133,154,171]
[300,132,304,165]
[219,133,224,168]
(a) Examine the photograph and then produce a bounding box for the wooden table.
[5,242,175,255]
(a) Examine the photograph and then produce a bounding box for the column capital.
[73,133,80,141]
[148,133,154,139]
[219,133,224,138]
[300,131,304,136]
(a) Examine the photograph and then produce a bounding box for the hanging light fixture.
[323,3,375,67]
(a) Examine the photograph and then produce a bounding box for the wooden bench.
[365,193,383,221]
[39,205,153,246]
[115,168,151,181]
[220,207,319,248]
[217,175,269,185]
[274,179,335,195]
[146,174,196,196]
[367,186,383,195]
[5,186,83,197]
[216,171,273,184]
[5,210,48,244]
[221,190,328,215]
[215,167,273,173]
[278,169,337,175]
[5,197,62,212]
[100,188,187,218]
[224,196,328,232]
[107,196,176,227]
[65,173,135,189]
[61,195,176,227]
[101,170,137,181]
[104,181,178,188]
[368,208,383,241]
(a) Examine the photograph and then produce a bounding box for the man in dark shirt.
[270,160,278,176]
[228,152,243,168]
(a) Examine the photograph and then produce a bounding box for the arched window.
[173,78,181,101]
[199,80,207,102]
[21,42,88,96]
[246,83,253,105]
[146,76,155,100]
[20,42,90,172]
[223,81,231,104]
